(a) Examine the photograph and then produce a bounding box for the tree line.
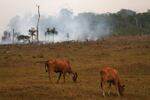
[1,27,58,43]
[109,9,150,36]
[1,9,150,43]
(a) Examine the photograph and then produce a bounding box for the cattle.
[100,67,125,97]
[45,59,78,83]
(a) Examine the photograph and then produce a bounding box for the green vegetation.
[110,9,150,36]
[0,35,150,100]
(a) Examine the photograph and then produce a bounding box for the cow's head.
[45,60,55,72]
[119,84,125,96]
[72,72,78,82]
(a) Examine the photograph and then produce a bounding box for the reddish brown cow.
[100,67,125,97]
[45,59,78,83]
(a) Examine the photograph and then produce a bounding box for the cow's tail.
[100,70,104,88]
[45,61,48,72]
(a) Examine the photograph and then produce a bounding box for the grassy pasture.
[0,35,150,100]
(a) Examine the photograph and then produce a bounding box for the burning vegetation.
[1,9,150,44]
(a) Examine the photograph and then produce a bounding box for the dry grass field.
[0,35,150,100]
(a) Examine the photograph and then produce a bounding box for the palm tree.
[46,27,58,43]
[14,32,20,43]
[12,29,21,43]
[50,27,58,43]
[45,28,51,42]
[29,27,37,43]
[44,31,47,41]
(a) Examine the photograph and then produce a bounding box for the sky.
[0,0,150,38]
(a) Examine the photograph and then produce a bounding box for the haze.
[0,0,150,38]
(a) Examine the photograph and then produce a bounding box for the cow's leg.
[108,83,111,96]
[101,81,105,97]
[115,82,120,96]
[57,72,62,83]
[48,69,52,82]
[63,73,66,83]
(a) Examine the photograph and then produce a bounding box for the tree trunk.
[12,29,15,44]
[53,34,54,43]
[32,35,33,43]
[37,5,40,41]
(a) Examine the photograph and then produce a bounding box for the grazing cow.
[45,59,78,83]
[100,67,125,97]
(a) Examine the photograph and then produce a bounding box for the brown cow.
[100,67,125,97]
[45,59,78,83]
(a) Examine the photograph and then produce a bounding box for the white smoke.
[7,8,112,42]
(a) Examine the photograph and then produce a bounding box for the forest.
[1,9,150,43]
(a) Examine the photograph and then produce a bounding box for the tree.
[45,28,51,42]
[12,29,15,44]
[29,27,37,43]
[50,27,58,42]
[46,27,58,43]
[14,32,20,43]
[36,5,40,41]
[66,33,70,41]
[1,30,11,42]
[17,35,30,43]
[44,31,47,41]
[12,29,21,43]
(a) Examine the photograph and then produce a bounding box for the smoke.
[7,8,112,42]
